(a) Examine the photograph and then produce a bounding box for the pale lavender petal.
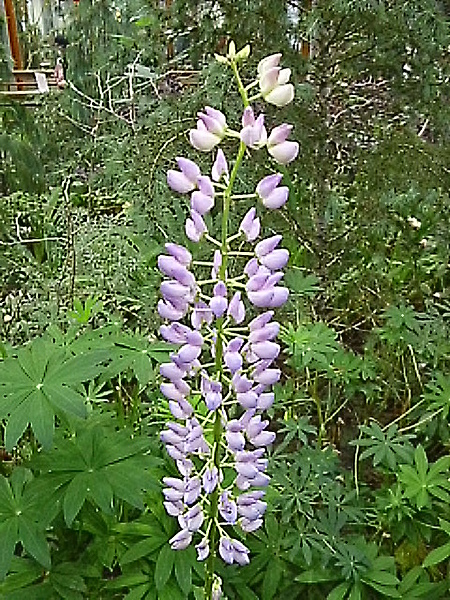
[228,291,246,324]
[190,128,220,152]
[212,148,229,182]
[257,53,282,76]
[249,311,274,330]
[248,322,280,342]
[268,140,299,165]
[169,529,192,550]
[232,540,250,565]
[165,243,192,267]
[267,123,292,146]
[240,517,263,532]
[158,299,186,321]
[167,170,195,194]
[219,538,234,564]
[255,235,283,258]
[191,191,214,215]
[177,157,201,182]
[262,186,289,209]
[196,539,210,561]
[265,83,294,107]
[256,173,283,199]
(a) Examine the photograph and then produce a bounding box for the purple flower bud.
[219,537,234,564]
[164,500,185,516]
[170,529,192,550]
[191,301,213,329]
[251,341,280,360]
[239,207,261,242]
[160,322,191,343]
[196,539,210,561]
[212,148,229,182]
[186,210,208,242]
[251,431,276,447]
[256,392,274,411]
[267,124,299,164]
[167,157,201,194]
[226,430,246,452]
[163,487,184,502]
[191,191,214,215]
[255,235,282,258]
[240,517,263,532]
[232,372,253,393]
[244,257,260,277]
[169,398,193,420]
[252,363,281,386]
[219,492,238,524]
[177,343,202,364]
[227,291,246,324]
[177,457,194,476]
[211,249,222,279]
[160,362,185,381]
[224,338,244,374]
[184,477,202,505]
[165,243,192,267]
[161,382,188,402]
[179,503,204,532]
[260,248,289,270]
[157,299,187,321]
[232,540,250,565]
[205,380,222,411]
[158,255,196,287]
[249,311,274,330]
[236,390,258,410]
[249,321,279,343]
[203,466,219,494]
[190,107,227,152]
[247,287,289,308]
[240,107,267,149]
[256,173,289,210]
[210,281,228,317]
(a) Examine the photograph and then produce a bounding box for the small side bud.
[227,40,236,59]
[236,44,251,62]
[215,53,229,65]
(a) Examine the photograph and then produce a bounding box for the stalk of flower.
[158,41,298,599]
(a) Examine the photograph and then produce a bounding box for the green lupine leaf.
[18,518,51,569]
[154,544,174,591]
[423,542,450,567]
[262,558,283,600]
[63,474,90,526]
[120,536,168,565]
[327,582,351,600]
[0,519,18,579]
[174,549,192,596]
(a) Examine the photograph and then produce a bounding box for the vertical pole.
[4,0,23,69]
[301,0,312,59]
[166,0,174,60]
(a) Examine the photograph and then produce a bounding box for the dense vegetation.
[1,1,449,598]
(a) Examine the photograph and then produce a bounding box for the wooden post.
[4,0,23,69]
[302,0,312,59]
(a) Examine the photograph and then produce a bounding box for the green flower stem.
[205,60,249,600]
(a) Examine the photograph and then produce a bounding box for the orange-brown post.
[4,0,23,69]
[301,0,312,59]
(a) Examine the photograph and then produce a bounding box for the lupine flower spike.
[158,40,298,599]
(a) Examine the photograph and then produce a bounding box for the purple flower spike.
[186,210,207,242]
[240,107,267,149]
[239,208,261,242]
[212,148,229,182]
[228,291,246,324]
[267,124,299,165]
[170,529,193,550]
[167,157,201,194]
[256,174,289,210]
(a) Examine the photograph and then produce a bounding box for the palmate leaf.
[0,338,106,451]
[0,470,52,579]
[29,422,163,526]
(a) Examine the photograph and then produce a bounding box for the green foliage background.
[0,0,449,598]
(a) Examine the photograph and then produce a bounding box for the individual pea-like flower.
[267,124,299,164]
[212,148,229,182]
[167,157,201,194]
[190,107,227,152]
[239,207,260,242]
[210,281,228,317]
[186,210,208,242]
[240,106,267,149]
[258,53,294,107]
[190,175,215,216]
[256,173,289,209]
